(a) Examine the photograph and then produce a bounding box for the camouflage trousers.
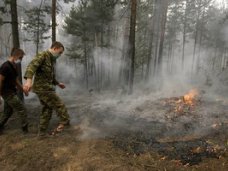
[36,91,70,132]
[0,94,28,128]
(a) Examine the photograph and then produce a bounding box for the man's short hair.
[11,48,25,57]
[51,41,65,50]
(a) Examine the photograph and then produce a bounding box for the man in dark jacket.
[0,48,28,134]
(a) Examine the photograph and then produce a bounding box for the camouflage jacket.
[24,50,59,92]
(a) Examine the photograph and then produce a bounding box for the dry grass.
[0,127,227,171]
[0,93,227,171]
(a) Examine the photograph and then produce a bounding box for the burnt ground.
[0,90,227,171]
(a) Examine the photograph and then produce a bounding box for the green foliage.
[63,0,77,3]
[0,6,6,13]
[0,0,9,26]
[133,0,228,72]
[65,42,85,63]
[134,0,152,68]
[4,0,10,4]
[64,0,119,60]
[23,5,51,44]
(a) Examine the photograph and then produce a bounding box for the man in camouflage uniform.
[0,48,28,134]
[23,41,70,136]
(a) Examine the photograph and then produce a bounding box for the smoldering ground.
[39,12,228,162]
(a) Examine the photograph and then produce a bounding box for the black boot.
[22,124,28,134]
[0,124,4,135]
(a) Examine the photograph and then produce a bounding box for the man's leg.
[5,95,28,133]
[37,92,70,126]
[0,98,13,131]
[38,99,53,135]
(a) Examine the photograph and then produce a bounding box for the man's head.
[50,41,64,59]
[10,48,25,63]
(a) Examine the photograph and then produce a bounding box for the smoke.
[91,4,128,89]
[93,47,123,88]
[54,2,227,141]
[9,0,227,142]
[221,22,228,49]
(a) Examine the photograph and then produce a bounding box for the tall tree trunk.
[52,0,57,92]
[153,1,162,78]
[212,45,217,71]
[221,47,226,70]
[10,0,23,101]
[36,0,44,55]
[52,0,56,42]
[191,0,201,75]
[128,0,137,94]
[225,48,228,69]
[196,6,205,74]
[171,44,174,73]
[120,14,130,93]
[83,31,88,90]
[182,0,188,69]
[107,25,112,86]
[10,0,20,48]
[94,32,99,92]
[167,38,172,73]
[219,49,224,71]
[157,0,168,76]
[100,25,104,90]
[145,0,156,81]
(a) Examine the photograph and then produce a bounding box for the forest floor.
[0,89,228,171]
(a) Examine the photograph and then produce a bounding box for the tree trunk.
[83,32,88,90]
[212,45,217,71]
[182,0,188,69]
[145,0,156,81]
[225,48,228,69]
[36,0,44,55]
[52,0,56,42]
[120,14,130,93]
[221,47,226,70]
[196,7,205,74]
[10,0,23,101]
[167,38,172,73]
[128,0,137,94]
[100,26,104,90]
[157,0,168,77]
[94,32,99,91]
[10,0,20,48]
[191,0,201,75]
[153,1,161,78]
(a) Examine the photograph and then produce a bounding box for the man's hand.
[0,75,5,106]
[24,91,29,97]
[23,78,33,93]
[58,83,66,89]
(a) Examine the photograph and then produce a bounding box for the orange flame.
[183,89,198,105]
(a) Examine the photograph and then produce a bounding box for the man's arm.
[53,70,65,89]
[16,78,29,97]
[24,53,45,80]
[53,77,59,86]
[53,78,65,89]
[23,53,45,93]
[0,74,5,104]
[16,77,23,91]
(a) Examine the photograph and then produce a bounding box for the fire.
[172,89,199,114]
[183,89,199,105]
[164,89,200,116]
